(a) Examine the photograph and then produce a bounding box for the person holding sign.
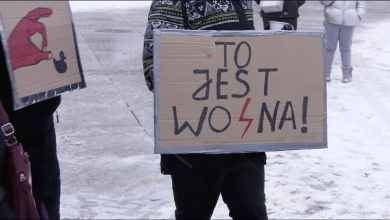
[255,0,305,30]
[320,0,367,83]
[0,35,62,219]
[143,1,268,219]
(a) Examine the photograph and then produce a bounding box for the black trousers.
[262,16,298,30]
[171,166,268,220]
[11,115,60,220]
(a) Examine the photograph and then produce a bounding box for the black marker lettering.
[173,106,208,137]
[301,96,309,133]
[217,68,228,100]
[232,69,250,98]
[215,42,235,67]
[208,106,231,133]
[258,68,278,96]
[192,69,213,101]
[278,101,297,130]
[234,41,251,69]
[258,101,280,133]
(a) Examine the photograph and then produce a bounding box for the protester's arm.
[255,0,260,5]
[356,1,367,21]
[320,0,334,7]
[297,0,305,7]
[142,1,185,93]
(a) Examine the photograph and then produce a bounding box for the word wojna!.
[172,41,309,138]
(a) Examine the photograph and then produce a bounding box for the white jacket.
[320,1,367,26]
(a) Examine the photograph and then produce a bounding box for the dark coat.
[0,124,15,219]
[256,0,305,17]
[0,36,59,219]
[0,128,7,206]
[0,37,61,122]
[143,0,267,175]
[0,37,59,219]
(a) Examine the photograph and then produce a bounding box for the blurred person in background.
[320,0,367,83]
[255,0,305,30]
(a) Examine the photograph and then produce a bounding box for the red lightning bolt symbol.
[239,98,253,139]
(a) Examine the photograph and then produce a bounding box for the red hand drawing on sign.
[8,8,53,70]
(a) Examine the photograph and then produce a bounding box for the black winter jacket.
[0,37,61,122]
[0,125,15,219]
[143,0,266,175]
[256,0,305,18]
[0,128,7,213]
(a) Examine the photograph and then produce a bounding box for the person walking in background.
[255,0,305,30]
[321,0,367,83]
[0,38,62,220]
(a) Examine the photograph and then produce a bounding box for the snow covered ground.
[258,19,390,218]
[58,1,390,219]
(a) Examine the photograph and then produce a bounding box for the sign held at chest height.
[154,30,327,154]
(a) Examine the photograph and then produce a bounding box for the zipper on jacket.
[231,0,250,30]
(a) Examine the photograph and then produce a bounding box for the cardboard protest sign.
[0,1,85,110]
[154,30,327,154]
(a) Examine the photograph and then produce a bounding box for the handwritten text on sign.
[158,34,324,148]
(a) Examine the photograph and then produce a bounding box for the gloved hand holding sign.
[8,8,53,70]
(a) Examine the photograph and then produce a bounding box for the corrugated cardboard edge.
[322,34,328,151]
[0,1,86,110]
[153,29,328,154]
[0,12,17,105]
[68,0,86,93]
[153,29,161,154]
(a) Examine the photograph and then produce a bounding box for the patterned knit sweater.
[142,0,254,92]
